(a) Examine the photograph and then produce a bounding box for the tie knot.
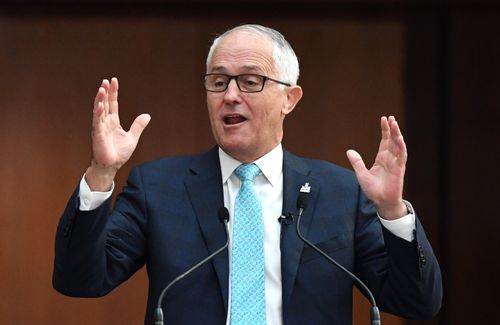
[235,163,261,182]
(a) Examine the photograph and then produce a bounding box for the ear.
[282,85,303,116]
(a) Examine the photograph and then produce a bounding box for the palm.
[347,116,407,219]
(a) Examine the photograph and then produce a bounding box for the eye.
[214,80,226,87]
[210,75,229,88]
[239,75,263,88]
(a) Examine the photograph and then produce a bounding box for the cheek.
[206,99,220,122]
[264,102,286,125]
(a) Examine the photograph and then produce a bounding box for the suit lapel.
[281,150,319,309]
[183,147,320,312]
[184,146,229,310]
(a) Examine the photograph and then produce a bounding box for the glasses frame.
[203,73,291,93]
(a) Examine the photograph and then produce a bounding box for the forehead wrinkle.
[208,46,275,75]
[210,65,262,75]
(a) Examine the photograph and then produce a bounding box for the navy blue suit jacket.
[53,147,442,324]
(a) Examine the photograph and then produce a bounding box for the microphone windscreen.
[296,193,309,210]
[218,207,230,223]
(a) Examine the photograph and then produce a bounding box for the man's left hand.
[346,116,408,220]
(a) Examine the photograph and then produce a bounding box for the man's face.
[206,31,302,163]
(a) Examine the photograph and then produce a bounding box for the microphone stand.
[295,193,381,325]
[154,208,230,325]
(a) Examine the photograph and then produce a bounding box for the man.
[53,24,442,324]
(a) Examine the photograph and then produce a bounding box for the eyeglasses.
[203,73,291,93]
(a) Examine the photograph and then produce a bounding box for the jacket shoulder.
[285,150,357,184]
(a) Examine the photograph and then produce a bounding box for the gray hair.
[206,24,300,85]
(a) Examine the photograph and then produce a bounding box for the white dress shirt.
[79,144,416,325]
[219,145,284,324]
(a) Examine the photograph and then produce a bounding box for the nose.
[223,78,242,103]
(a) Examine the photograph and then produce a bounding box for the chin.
[219,141,255,161]
[220,141,246,154]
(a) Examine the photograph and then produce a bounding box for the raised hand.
[346,116,408,220]
[85,78,151,191]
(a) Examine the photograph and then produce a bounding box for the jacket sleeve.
[52,167,148,297]
[354,191,443,319]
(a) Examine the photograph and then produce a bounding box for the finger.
[102,79,110,116]
[109,77,119,114]
[93,79,107,109]
[346,149,368,176]
[388,116,401,144]
[387,118,407,164]
[93,87,106,118]
[389,116,402,139]
[92,102,105,131]
[129,114,152,140]
[381,116,390,140]
[386,116,401,147]
[377,116,390,153]
[392,121,408,164]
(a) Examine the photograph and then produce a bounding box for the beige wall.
[0,14,405,325]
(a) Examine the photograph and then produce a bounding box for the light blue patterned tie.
[230,163,266,325]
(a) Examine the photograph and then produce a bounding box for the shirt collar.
[219,144,283,187]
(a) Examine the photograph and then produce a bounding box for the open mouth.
[223,114,247,125]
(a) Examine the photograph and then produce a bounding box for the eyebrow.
[210,65,263,74]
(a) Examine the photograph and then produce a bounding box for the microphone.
[295,188,381,325]
[154,207,230,325]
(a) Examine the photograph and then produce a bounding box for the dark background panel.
[445,11,500,325]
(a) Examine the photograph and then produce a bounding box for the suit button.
[418,245,426,267]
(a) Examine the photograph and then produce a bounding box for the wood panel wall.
[0,5,453,325]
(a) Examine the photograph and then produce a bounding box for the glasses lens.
[205,74,229,92]
[237,74,264,92]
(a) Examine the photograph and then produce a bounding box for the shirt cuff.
[78,174,114,211]
[378,200,416,242]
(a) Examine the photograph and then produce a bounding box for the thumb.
[346,149,367,176]
[129,113,151,139]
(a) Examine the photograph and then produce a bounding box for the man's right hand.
[85,78,151,191]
